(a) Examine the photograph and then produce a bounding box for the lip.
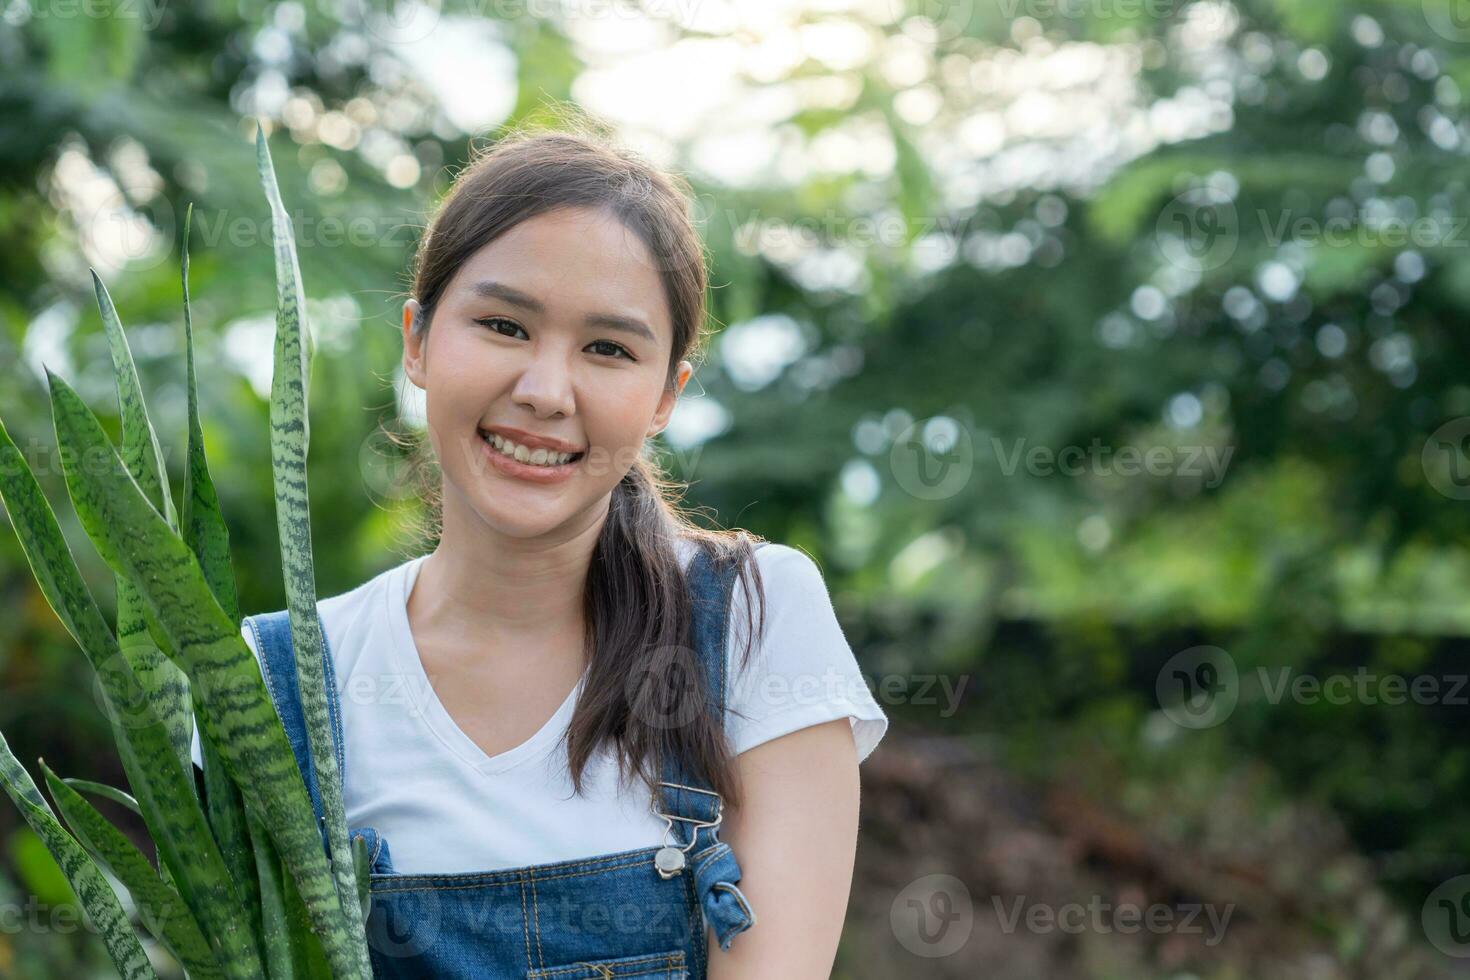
[480,425,585,455]
[477,431,582,484]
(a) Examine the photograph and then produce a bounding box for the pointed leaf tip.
[44,368,74,402]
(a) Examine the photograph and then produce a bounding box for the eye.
[473,316,526,339]
[587,339,635,361]
[473,317,635,361]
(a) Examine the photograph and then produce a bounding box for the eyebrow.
[469,280,658,344]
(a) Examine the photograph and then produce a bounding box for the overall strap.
[652,541,764,950]
[245,608,345,858]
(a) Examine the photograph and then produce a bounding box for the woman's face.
[402,205,692,540]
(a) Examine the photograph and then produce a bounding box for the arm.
[707,717,862,979]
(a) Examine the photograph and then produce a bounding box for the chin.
[476,491,596,541]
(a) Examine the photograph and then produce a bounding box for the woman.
[195,117,887,979]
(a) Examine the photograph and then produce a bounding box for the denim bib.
[247,545,758,978]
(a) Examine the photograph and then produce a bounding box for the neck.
[412,488,613,645]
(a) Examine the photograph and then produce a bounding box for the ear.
[402,299,427,388]
[648,361,693,438]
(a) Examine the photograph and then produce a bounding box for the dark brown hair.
[385,109,767,809]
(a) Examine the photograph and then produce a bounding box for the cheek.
[424,335,501,414]
[418,362,485,465]
[588,377,667,442]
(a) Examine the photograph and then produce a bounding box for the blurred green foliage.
[2,0,1469,974]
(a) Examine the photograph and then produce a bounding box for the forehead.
[442,207,672,344]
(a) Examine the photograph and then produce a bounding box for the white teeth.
[483,433,576,468]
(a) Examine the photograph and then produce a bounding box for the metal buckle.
[652,780,724,827]
[651,781,723,879]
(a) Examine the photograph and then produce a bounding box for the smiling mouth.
[478,430,586,468]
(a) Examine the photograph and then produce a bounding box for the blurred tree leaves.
[3,0,1470,965]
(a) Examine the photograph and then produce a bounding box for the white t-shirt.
[189,539,888,874]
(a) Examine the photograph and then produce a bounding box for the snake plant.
[0,123,375,978]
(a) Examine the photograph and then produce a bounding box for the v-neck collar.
[386,555,587,775]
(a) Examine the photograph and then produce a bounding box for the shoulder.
[723,541,841,653]
[678,537,827,594]
[317,559,403,626]
[240,554,423,661]
[675,540,834,641]
[748,541,827,588]
[718,541,890,763]
[724,542,835,625]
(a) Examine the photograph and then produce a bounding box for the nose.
[510,346,576,420]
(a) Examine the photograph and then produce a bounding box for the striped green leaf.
[63,778,141,816]
[250,809,299,980]
[0,412,262,979]
[280,818,336,980]
[178,200,264,947]
[45,368,367,979]
[0,733,157,980]
[93,269,195,787]
[40,760,225,980]
[351,833,370,924]
[256,124,363,968]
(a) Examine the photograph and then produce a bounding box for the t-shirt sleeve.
[723,545,888,764]
[189,622,261,771]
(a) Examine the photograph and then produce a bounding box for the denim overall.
[248,546,758,978]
